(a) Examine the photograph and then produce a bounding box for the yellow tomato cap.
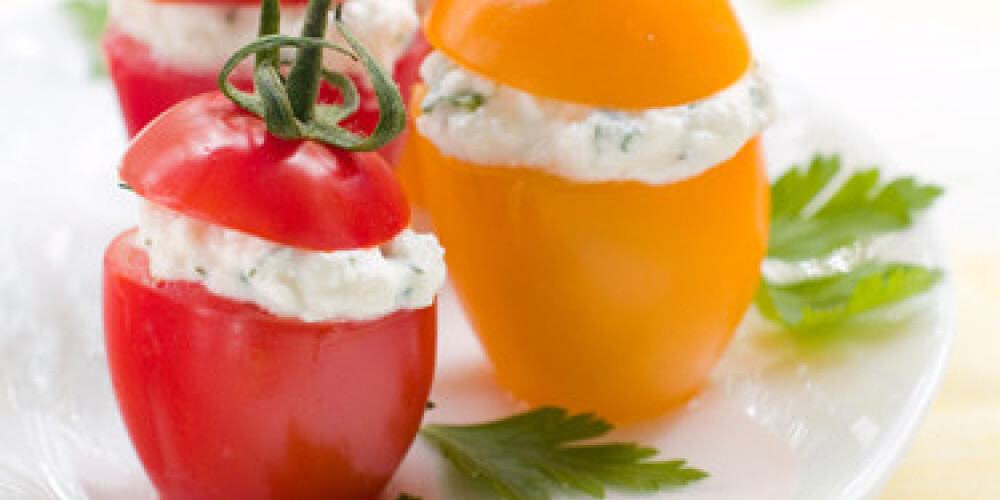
[425,0,753,109]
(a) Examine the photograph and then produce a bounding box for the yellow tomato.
[415,113,769,423]
[416,0,767,422]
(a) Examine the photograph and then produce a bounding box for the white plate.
[0,3,954,499]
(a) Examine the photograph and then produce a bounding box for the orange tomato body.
[416,128,768,423]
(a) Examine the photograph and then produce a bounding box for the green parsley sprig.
[768,155,942,261]
[756,261,942,331]
[421,407,706,500]
[758,155,944,331]
[63,0,109,76]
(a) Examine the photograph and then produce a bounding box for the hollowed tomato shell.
[104,231,436,499]
[413,94,769,423]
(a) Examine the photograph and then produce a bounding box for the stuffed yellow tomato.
[413,0,773,423]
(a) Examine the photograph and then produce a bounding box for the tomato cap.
[121,92,410,252]
[426,0,752,109]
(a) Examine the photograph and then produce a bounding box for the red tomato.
[104,231,437,500]
[102,21,424,165]
[379,30,431,167]
[119,92,410,251]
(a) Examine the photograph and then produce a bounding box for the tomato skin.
[102,23,239,138]
[102,22,423,164]
[426,0,750,110]
[380,30,431,173]
[119,92,409,251]
[104,231,436,500]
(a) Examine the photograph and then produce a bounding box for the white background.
[733,1,1000,497]
[0,0,996,498]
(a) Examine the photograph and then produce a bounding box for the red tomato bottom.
[103,231,436,500]
[102,23,425,165]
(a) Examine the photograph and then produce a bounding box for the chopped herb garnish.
[118,182,134,192]
[592,124,604,146]
[396,494,422,500]
[421,407,706,500]
[195,266,207,277]
[620,129,640,152]
[411,265,425,275]
[239,268,256,284]
[450,92,486,112]
[223,7,238,25]
[423,91,486,113]
[425,400,436,410]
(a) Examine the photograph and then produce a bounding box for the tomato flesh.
[102,22,422,165]
[104,231,436,500]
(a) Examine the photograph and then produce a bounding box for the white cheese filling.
[110,0,418,76]
[417,51,775,185]
[137,203,446,323]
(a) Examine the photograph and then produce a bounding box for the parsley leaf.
[420,407,706,500]
[768,155,943,261]
[757,261,942,331]
[63,0,109,76]
[759,155,945,332]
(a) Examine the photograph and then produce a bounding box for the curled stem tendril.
[217,1,406,151]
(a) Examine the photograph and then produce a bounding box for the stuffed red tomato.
[105,91,445,500]
[103,0,427,164]
[103,2,445,494]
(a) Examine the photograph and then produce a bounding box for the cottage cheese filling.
[417,51,774,185]
[137,203,446,323]
[110,0,418,75]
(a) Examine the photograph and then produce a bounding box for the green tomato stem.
[286,0,332,122]
[218,0,406,151]
[256,0,281,67]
